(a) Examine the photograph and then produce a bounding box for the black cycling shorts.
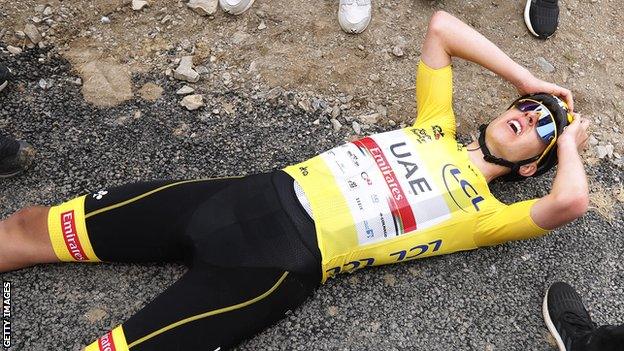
[47,171,321,351]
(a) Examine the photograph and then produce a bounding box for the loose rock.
[358,112,380,125]
[536,57,555,73]
[180,94,204,110]
[23,24,42,44]
[392,46,405,57]
[352,121,362,134]
[331,118,342,131]
[187,0,218,16]
[174,56,200,83]
[7,46,22,55]
[101,16,111,24]
[42,6,53,16]
[176,85,195,95]
[132,0,149,11]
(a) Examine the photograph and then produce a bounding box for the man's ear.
[518,162,538,177]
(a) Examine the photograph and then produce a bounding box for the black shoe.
[0,64,9,93]
[524,0,559,39]
[0,140,36,178]
[543,282,597,351]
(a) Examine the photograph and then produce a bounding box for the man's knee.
[0,206,56,270]
[2,206,49,238]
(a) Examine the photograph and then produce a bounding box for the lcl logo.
[441,164,484,212]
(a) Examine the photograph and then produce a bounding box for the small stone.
[231,31,249,45]
[536,57,555,73]
[101,16,111,24]
[605,144,614,158]
[174,56,200,82]
[134,110,142,119]
[7,46,22,55]
[331,105,341,119]
[588,135,599,146]
[212,108,220,114]
[258,21,267,30]
[42,6,53,16]
[180,94,204,110]
[32,17,43,24]
[222,72,231,83]
[595,145,608,159]
[186,0,218,15]
[132,0,149,10]
[38,78,49,89]
[352,121,362,134]
[357,44,365,51]
[330,118,342,131]
[72,77,82,85]
[376,105,388,117]
[176,85,195,95]
[23,24,42,44]
[369,73,380,82]
[358,112,380,125]
[312,119,320,125]
[392,46,404,57]
[161,15,172,24]
[15,31,26,39]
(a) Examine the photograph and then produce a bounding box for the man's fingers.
[554,86,574,112]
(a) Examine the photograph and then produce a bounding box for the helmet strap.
[477,124,539,175]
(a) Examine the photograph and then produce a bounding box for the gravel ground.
[1,49,623,351]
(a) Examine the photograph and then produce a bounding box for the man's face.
[485,107,551,162]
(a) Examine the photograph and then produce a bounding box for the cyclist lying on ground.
[0,11,589,351]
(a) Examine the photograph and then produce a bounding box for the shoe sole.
[524,0,554,39]
[0,80,7,93]
[221,0,255,15]
[542,286,568,351]
[0,170,24,179]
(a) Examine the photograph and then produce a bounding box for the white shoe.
[219,0,255,15]
[338,0,372,34]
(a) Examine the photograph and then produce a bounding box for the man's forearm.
[429,11,533,87]
[550,140,589,206]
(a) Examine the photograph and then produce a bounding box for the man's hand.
[557,114,590,151]
[517,75,575,112]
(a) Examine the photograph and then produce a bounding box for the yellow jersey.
[284,61,549,283]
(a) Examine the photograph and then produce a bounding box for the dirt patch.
[138,82,163,101]
[589,184,624,222]
[64,41,133,107]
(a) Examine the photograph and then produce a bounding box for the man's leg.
[1,177,239,272]
[85,263,319,351]
[0,206,59,272]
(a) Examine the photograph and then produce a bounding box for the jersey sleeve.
[474,199,550,247]
[414,60,456,135]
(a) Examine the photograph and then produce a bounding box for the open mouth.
[508,119,522,135]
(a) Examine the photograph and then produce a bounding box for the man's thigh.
[85,264,319,351]
[47,177,240,263]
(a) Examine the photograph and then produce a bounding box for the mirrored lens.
[536,111,555,142]
[516,100,541,112]
[515,99,556,143]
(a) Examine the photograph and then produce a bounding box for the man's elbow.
[558,193,589,221]
[427,11,452,38]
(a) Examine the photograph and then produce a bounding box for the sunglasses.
[513,99,558,164]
